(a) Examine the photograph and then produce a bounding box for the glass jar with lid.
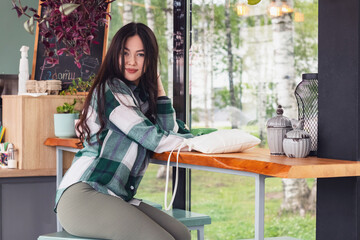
[283,119,311,158]
[266,105,292,155]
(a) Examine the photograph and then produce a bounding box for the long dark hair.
[77,22,160,145]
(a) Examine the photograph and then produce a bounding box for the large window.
[108,1,319,239]
[190,1,318,239]
[190,0,318,146]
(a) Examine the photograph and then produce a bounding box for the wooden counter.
[44,137,82,149]
[45,137,360,240]
[0,168,56,178]
[2,95,81,171]
[45,137,360,179]
[153,148,360,179]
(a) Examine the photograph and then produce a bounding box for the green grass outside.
[136,164,316,240]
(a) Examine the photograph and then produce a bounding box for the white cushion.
[185,129,261,153]
[164,129,261,210]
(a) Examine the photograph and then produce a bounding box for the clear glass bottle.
[7,143,17,168]
[7,143,14,160]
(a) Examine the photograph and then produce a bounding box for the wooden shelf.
[152,148,360,179]
[44,137,82,149]
[0,168,56,178]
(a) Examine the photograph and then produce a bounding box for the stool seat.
[38,231,99,240]
[164,208,211,227]
[166,208,211,240]
[38,205,211,240]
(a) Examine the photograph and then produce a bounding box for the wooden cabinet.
[2,95,81,170]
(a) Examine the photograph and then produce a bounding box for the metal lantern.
[294,73,318,156]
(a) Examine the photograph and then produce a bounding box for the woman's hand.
[157,75,166,97]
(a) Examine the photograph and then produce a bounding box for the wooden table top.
[153,148,360,178]
[44,137,83,149]
[44,137,360,179]
[0,168,56,178]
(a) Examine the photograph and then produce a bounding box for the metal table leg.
[56,147,63,190]
[255,174,266,240]
[56,147,63,232]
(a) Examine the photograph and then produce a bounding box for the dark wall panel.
[317,0,360,239]
[0,177,56,240]
[318,0,360,161]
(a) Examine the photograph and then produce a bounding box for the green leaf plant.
[56,99,79,114]
[60,76,93,96]
[58,75,94,112]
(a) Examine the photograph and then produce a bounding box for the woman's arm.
[155,75,178,132]
[156,98,178,132]
[107,83,190,153]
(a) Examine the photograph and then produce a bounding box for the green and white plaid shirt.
[55,78,192,209]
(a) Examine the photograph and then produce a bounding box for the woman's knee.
[136,203,191,240]
[171,223,191,240]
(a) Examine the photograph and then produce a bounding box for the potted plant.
[12,0,113,68]
[54,75,93,138]
[54,99,80,138]
[60,76,93,96]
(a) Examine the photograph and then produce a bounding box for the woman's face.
[119,34,145,85]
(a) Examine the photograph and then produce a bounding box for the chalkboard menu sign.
[31,3,109,89]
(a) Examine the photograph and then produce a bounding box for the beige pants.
[57,182,191,240]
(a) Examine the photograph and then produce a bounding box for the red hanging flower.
[12,0,113,68]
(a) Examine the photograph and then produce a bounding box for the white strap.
[164,140,188,211]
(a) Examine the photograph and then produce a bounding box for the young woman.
[55,22,192,240]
